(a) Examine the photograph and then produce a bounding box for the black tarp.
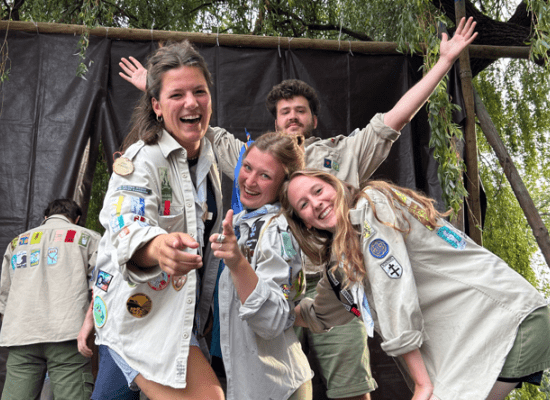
[0,29,467,399]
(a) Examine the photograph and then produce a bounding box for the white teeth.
[180,115,200,121]
[319,207,332,220]
[244,188,259,196]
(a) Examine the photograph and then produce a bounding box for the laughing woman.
[209,132,313,400]
[280,170,550,400]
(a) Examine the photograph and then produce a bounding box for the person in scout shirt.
[90,40,225,400]
[120,17,478,400]
[0,199,100,400]
[208,132,313,400]
[281,170,550,400]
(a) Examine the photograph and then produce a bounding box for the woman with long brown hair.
[281,170,550,400]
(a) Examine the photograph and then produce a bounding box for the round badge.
[93,296,108,328]
[172,274,188,291]
[369,239,389,259]
[126,293,152,318]
[127,281,137,288]
[148,271,170,291]
[113,157,134,176]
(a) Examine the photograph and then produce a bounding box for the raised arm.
[119,56,147,92]
[383,17,477,132]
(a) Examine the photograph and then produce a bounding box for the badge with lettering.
[380,256,403,279]
[113,156,134,176]
[148,271,170,291]
[30,231,43,245]
[93,296,108,328]
[96,270,113,292]
[127,293,152,318]
[65,230,76,243]
[30,249,40,267]
[47,247,58,265]
[369,239,389,259]
[116,185,152,195]
[172,274,188,291]
[16,251,27,268]
[54,230,65,242]
[19,233,30,246]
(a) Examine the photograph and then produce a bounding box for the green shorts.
[295,275,377,399]
[499,305,550,380]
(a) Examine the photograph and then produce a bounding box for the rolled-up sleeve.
[205,126,244,179]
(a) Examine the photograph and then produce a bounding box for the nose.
[183,92,198,108]
[244,172,257,188]
[311,197,322,210]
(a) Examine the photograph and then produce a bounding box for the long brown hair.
[281,170,448,285]
[121,40,213,152]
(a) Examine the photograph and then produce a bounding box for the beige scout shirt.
[207,113,401,274]
[93,132,223,388]
[300,187,548,400]
[0,215,100,346]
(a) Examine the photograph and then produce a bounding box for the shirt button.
[189,233,195,238]
[186,202,192,208]
[186,298,193,304]
[182,173,188,179]
[183,333,189,339]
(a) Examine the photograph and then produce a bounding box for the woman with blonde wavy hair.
[281,169,550,400]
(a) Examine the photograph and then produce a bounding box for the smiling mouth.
[319,207,332,220]
[243,187,260,197]
[180,115,201,124]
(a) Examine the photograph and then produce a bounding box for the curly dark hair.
[44,199,82,223]
[265,79,320,119]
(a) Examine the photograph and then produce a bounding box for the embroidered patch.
[109,215,125,233]
[10,237,18,251]
[172,274,188,291]
[280,231,297,260]
[15,251,27,268]
[148,271,170,291]
[47,247,58,265]
[437,226,467,250]
[93,296,108,328]
[127,293,152,318]
[54,230,65,242]
[116,185,152,195]
[118,227,130,239]
[79,233,90,247]
[30,231,43,245]
[65,230,76,243]
[19,233,29,246]
[11,255,17,270]
[332,160,340,171]
[380,256,403,279]
[30,249,40,267]
[96,270,113,292]
[163,200,171,216]
[323,158,332,168]
[133,215,146,223]
[244,219,266,262]
[292,270,306,300]
[130,196,145,216]
[159,167,172,202]
[363,221,376,241]
[281,284,291,299]
[369,239,389,259]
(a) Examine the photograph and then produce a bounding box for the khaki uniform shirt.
[0,215,100,346]
[93,132,223,388]
[300,187,548,400]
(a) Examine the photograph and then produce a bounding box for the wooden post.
[474,91,550,268]
[455,1,483,245]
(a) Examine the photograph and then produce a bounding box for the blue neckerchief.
[231,130,254,214]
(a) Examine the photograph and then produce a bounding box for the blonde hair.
[281,170,448,285]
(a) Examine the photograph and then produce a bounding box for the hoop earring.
[156,114,163,122]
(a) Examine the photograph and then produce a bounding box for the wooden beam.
[0,20,531,59]
[474,90,550,268]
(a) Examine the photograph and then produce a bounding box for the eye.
[299,201,308,210]
[243,164,251,171]
[261,173,271,179]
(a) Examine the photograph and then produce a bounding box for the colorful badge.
[93,296,108,328]
[324,158,332,169]
[280,231,297,260]
[133,215,146,223]
[130,196,145,217]
[332,160,340,171]
[19,233,30,246]
[118,227,131,239]
[30,231,43,245]
[363,221,376,241]
[10,255,16,270]
[369,239,389,259]
[116,185,152,195]
[172,274,187,291]
[65,230,76,243]
[380,256,403,279]
[292,270,306,300]
[15,251,27,268]
[10,237,18,251]
[437,226,467,250]
[110,215,125,233]
[126,293,152,318]
[281,284,291,299]
[30,249,40,267]
[159,167,172,202]
[47,247,58,265]
[79,233,90,247]
[96,270,113,292]
[148,271,170,291]
[54,230,65,242]
[113,156,134,176]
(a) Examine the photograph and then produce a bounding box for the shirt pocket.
[158,206,185,232]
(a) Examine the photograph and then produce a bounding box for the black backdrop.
[0,29,466,399]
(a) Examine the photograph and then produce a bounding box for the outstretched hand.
[440,16,477,63]
[210,210,245,269]
[155,232,202,276]
[119,56,147,92]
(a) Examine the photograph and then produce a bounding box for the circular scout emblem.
[369,239,389,259]
[148,271,170,291]
[113,157,134,176]
[93,296,108,328]
[126,293,152,318]
[172,274,188,291]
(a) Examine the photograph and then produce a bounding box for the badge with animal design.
[127,293,152,318]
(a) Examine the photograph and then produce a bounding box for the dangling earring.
[156,114,163,122]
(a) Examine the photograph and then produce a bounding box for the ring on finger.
[217,234,226,244]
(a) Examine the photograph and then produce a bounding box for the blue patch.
[369,239,389,259]
[110,215,125,233]
[96,270,113,292]
[30,249,40,267]
[16,251,27,268]
[324,158,332,168]
[11,255,16,270]
[130,196,145,216]
[437,226,466,250]
[47,248,58,265]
